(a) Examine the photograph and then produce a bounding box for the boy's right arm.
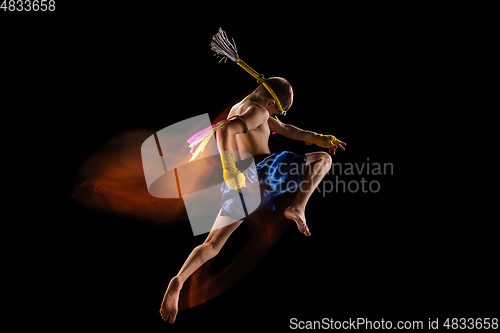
[217,105,269,190]
[217,105,269,153]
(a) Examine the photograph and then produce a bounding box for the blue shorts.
[220,151,306,220]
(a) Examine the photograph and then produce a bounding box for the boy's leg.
[284,152,332,236]
[160,213,242,323]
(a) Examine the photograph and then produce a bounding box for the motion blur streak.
[72,129,186,224]
[71,108,295,310]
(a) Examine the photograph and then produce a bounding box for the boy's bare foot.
[284,206,311,236]
[159,276,182,324]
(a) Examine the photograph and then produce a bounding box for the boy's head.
[253,77,293,115]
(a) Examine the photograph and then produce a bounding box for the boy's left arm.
[268,117,346,155]
[268,116,306,141]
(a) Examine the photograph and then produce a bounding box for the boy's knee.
[324,152,332,165]
[319,152,332,167]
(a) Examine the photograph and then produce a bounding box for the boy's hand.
[304,131,346,155]
[328,141,346,155]
[221,153,246,190]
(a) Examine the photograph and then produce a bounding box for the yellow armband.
[304,131,342,148]
[221,153,246,190]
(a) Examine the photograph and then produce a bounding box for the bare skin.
[160,214,243,323]
[160,89,345,323]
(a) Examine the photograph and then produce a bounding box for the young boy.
[160,76,346,323]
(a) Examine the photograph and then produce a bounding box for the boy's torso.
[227,99,271,160]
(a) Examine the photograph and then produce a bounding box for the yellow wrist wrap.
[221,153,246,190]
[304,131,342,148]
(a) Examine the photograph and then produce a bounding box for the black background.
[3,3,496,331]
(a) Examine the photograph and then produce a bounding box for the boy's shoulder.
[245,103,267,113]
[231,100,267,116]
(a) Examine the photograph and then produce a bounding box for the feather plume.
[210,28,240,63]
